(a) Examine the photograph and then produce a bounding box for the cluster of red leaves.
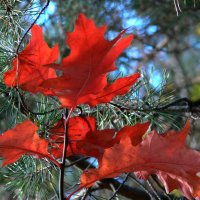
[1,118,200,200]
[4,13,139,108]
[1,13,200,200]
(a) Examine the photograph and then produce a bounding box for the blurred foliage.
[191,83,200,101]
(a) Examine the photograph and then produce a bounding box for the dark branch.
[16,0,50,54]
[108,173,130,200]
[59,108,69,200]
[110,97,200,116]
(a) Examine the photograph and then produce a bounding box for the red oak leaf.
[72,121,200,200]
[76,122,149,163]
[0,120,59,167]
[50,116,116,158]
[76,128,116,158]
[4,25,59,94]
[115,122,150,146]
[50,116,96,158]
[41,13,139,108]
[49,116,96,144]
[81,73,140,107]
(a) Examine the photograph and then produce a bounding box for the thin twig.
[109,183,119,200]
[59,108,69,200]
[16,0,50,54]
[173,0,179,16]
[110,97,200,115]
[129,174,155,200]
[109,173,130,200]
[150,176,172,200]
[65,156,90,168]
[147,180,161,200]
[156,97,189,110]
[80,188,90,200]
[59,108,75,200]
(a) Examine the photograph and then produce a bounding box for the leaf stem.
[59,108,73,200]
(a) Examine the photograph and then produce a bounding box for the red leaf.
[81,73,140,107]
[0,120,59,167]
[50,116,96,158]
[50,116,116,158]
[50,116,96,143]
[78,121,200,200]
[41,13,138,108]
[115,122,150,146]
[76,128,116,158]
[4,25,59,94]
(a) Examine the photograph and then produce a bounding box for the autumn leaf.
[0,120,59,167]
[73,121,200,200]
[41,13,139,108]
[81,73,140,107]
[49,116,96,144]
[75,122,150,163]
[50,116,116,158]
[50,118,149,162]
[50,116,96,158]
[115,122,150,146]
[4,25,59,94]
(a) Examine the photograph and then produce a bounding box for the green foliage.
[0,156,59,200]
[191,83,200,101]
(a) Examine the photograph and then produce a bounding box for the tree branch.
[16,0,50,54]
[108,173,130,200]
[59,108,69,200]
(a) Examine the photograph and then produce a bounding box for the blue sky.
[36,1,56,25]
